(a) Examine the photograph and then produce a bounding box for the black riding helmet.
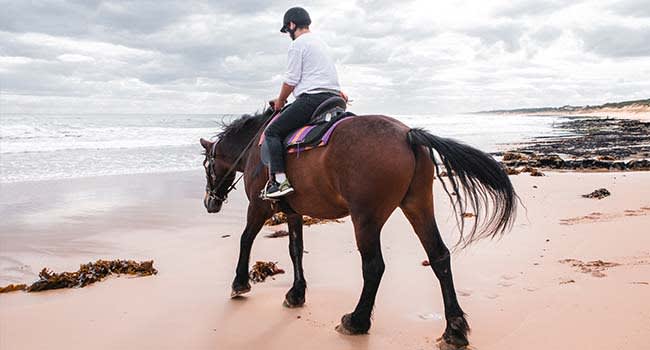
[280,7,311,33]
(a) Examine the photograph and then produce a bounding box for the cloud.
[1,0,649,115]
[464,22,527,52]
[494,0,569,18]
[577,24,650,57]
[607,0,650,18]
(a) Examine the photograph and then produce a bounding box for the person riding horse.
[265,7,342,198]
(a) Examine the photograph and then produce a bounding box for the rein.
[205,109,278,202]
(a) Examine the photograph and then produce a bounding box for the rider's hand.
[272,98,286,111]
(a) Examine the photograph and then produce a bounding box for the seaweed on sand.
[0,284,27,293]
[582,188,611,199]
[0,259,158,293]
[264,212,343,226]
[249,261,285,283]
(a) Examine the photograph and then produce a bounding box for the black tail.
[407,128,517,248]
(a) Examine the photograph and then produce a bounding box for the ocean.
[0,113,567,183]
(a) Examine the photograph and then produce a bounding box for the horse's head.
[200,137,236,213]
[200,108,275,213]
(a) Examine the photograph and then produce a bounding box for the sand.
[1,170,649,350]
[561,108,650,120]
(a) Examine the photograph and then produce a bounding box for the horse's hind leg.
[407,211,469,346]
[283,213,306,308]
[400,166,470,346]
[336,213,387,335]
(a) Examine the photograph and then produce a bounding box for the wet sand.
[1,170,649,350]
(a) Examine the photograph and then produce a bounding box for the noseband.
[204,142,241,203]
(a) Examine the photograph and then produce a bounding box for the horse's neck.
[235,121,266,173]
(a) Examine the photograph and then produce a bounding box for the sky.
[1,0,649,115]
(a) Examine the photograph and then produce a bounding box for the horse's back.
[285,115,416,219]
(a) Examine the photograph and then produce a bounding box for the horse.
[199,106,517,348]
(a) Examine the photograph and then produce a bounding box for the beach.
[3,1,650,348]
[1,168,649,350]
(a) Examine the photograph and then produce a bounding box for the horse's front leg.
[231,202,272,298]
[283,213,306,307]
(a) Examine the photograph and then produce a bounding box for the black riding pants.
[265,92,336,174]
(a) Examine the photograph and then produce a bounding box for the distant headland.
[476,98,650,120]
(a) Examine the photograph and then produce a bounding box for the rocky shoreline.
[495,117,650,173]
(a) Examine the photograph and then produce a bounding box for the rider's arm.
[274,46,301,108]
[278,83,294,103]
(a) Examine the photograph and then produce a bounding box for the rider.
[265,7,341,198]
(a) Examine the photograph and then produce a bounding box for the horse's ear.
[200,138,212,150]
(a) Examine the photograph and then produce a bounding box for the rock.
[592,160,613,169]
[628,159,650,170]
[537,154,564,168]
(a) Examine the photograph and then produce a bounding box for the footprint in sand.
[457,289,473,297]
[498,281,514,287]
[497,274,516,287]
[485,293,499,299]
[560,207,650,225]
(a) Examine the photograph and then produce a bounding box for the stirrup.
[260,180,279,201]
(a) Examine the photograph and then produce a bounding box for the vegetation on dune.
[477,98,650,114]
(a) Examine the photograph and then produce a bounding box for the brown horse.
[200,106,516,347]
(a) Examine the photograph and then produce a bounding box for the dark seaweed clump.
[249,261,284,283]
[0,259,157,293]
[264,212,343,226]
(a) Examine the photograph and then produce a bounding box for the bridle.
[204,108,279,203]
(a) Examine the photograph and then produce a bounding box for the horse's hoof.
[436,337,470,350]
[436,333,470,350]
[283,298,304,308]
[334,313,369,335]
[439,316,470,347]
[283,288,305,308]
[230,285,251,298]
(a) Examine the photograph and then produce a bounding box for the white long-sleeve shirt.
[284,32,340,97]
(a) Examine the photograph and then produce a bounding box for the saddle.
[259,96,356,165]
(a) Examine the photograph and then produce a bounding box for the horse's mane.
[210,107,274,159]
[216,108,274,142]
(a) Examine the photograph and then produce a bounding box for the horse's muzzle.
[204,192,223,213]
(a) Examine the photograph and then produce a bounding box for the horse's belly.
[285,148,350,219]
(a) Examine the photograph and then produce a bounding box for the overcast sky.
[1,0,649,115]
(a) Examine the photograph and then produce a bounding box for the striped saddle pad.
[260,111,356,154]
[284,112,355,153]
